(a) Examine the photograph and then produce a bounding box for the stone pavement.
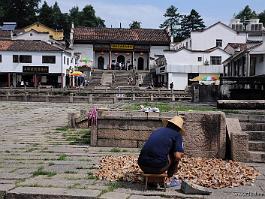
[0,102,264,199]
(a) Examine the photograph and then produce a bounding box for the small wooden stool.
[143,173,167,191]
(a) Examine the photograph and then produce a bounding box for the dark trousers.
[139,154,179,177]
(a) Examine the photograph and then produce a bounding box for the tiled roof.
[0,40,63,52]
[227,43,247,51]
[74,27,170,45]
[0,30,11,39]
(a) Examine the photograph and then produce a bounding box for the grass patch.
[124,102,216,112]
[87,171,97,180]
[67,183,82,189]
[99,182,123,196]
[110,147,121,153]
[61,129,91,145]
[57,154,67,161]
[48,162,55,166]
[33,167,56,177]
[64,170,78,174]
[55,127,69,131]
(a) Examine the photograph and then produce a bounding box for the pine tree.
[160,5,182,39]
[129,21,141,29]
[236,5,257,21]
[258,10,265,26]
[181,9,205,39]
[38,1,54,27]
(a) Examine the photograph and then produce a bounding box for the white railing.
[166,64,224,74]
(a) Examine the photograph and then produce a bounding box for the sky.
[44,0,264,28]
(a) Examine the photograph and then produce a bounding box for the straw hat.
[163,116,185,135]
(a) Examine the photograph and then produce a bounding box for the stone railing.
[226,118,249,162]
[0,88,191,103]
[71,110,226,159]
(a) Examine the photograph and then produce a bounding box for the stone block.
[90,126,98,147]
[98,129,151,141]
[99,192,130,199]
[97,139,138,148]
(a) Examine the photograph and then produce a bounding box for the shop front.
[0,66,64,88]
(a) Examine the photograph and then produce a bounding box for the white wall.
[13,31,50,42]
[73,44,94,62]
[165,48,230,68]
[0,51,68,74]
[168,73,188,90]
[150,46,169,58]
[191,23,246,50]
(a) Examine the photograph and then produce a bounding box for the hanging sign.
[111,44,134,50]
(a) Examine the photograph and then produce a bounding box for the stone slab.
[7,187,101,199]
[99,192,130,199]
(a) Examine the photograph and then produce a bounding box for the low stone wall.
[217,100,265,109]
[226,118,249,162]
[75,111,227,159]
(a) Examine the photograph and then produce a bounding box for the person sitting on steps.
[138,116,185,188]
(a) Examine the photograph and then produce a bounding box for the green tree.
[38,1,54,27]
[69,6,81,27]
[160,5,182,40]
[0,0,40,28]
[129,21,141,29]
[181,9,205,39]
[78,5,105,27]
[236,5,257,21]
[258,10,265,26]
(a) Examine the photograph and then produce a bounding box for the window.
[216,39,222,47]
[210,56,222,65]
[67,58,69,65]
[20,55,32,63]
[64,56,66,64]
[42,56,56,64]
[0,55,2,62]
[13,55,19,63]
[198,57,202,62]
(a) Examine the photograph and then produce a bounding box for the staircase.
[227,111,265,162]
[112,71,134,87]
[89,70,104,86]
[101,72,113,87]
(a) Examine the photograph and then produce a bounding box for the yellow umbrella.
[70,71,83,76]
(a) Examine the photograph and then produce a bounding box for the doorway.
[98,56,104,70]
[117,55,125,70]
[138,57,144,70]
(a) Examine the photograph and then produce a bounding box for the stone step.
[227,114,265,123]
[241,122,265,131]
[248,140,265,151]
[249,151,265,163]
[6,187,101,199]
[245,131,265,141]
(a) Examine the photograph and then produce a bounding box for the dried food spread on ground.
[95,155,260,189]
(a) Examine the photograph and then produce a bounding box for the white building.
[229,18,264,42]
[71,27,170,70]
[155,22,247,90]
[0,40,71,88]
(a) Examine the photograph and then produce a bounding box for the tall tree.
[69,6,81,27]
[51,2,64,29]
[258,10,265,26]
[38,1,54,27]
[129,21,141,29]
[0,0,40,28]
[181,9,205,39]
[78,5,105,27]
[160,5,182,40]
[236,5,257,21]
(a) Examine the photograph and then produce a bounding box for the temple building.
[71,27,170,71]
